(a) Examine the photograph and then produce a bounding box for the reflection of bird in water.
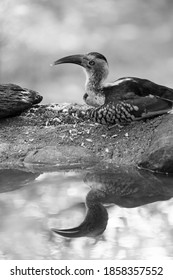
[0,84,42,118]
[52,167,173,238]
[53,52,173,125]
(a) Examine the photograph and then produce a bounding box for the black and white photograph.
[0,0,173,277]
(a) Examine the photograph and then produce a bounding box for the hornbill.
[53,52,173,125]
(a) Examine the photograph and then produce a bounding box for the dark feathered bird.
[0,84,42,118]
[53,52,173,124]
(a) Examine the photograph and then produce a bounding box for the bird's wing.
[87,97,173,125]
[104,77,173,102]
[101,77,173,122]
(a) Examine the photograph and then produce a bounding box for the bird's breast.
[83,89,105,107]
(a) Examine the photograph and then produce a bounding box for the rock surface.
[0,84,42,118]
[0,103,173,173]
[140,114,173,173]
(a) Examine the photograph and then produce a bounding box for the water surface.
[0,167,173,260]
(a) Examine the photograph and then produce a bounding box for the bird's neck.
[84,69,108,93]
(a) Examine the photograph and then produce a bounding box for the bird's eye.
[89,60,95,66]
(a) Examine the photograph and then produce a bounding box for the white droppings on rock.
[86,138,93,142]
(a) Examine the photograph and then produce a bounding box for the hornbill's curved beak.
[51,203,108,238]
[53,54,84,66]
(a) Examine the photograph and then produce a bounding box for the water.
[0,166,173,260]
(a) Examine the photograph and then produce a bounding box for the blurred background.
[1,0,173,104]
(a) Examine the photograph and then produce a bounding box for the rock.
[0,101,173,173]
[0,84,42,118]
[140,115,173,173]
[24,145,98,167]
[0,143,10,156]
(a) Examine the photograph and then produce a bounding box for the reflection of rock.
[0,84,42,118]
[140,115,173,173]
[52,166,173,238]
[0,169,40,193]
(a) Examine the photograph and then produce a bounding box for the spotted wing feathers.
[87,102,139,124]
[87,98,173,125]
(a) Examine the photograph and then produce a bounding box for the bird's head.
[53,52,109,106]
[53,52,109,83]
